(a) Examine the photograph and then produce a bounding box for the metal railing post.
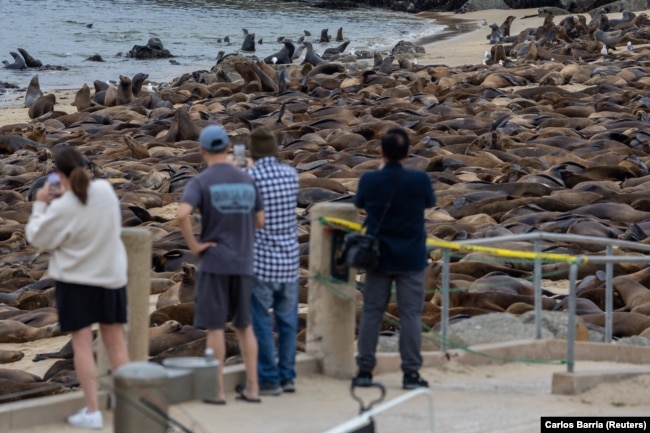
[534,240,542,339]
[566,260,579,374]
[605,244,614,343]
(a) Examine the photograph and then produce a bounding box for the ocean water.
[0,0,444,93]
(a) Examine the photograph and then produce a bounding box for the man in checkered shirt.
[247,126,300,396]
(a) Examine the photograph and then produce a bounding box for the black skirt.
[55,281,128,332]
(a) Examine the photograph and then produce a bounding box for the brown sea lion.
[0,349,25,364]
[0,378,65,403]
[27,94,56,119]
[148,320,206,356]
[150,302,195,326]
[24,75,43,108]
[0,320,60,343]
[581,312,650,338]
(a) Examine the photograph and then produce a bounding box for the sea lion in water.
[3,51,26,70]
[24,75,43,108]
[17,48,42,68]
[241,33,256,52]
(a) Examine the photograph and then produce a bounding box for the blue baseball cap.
[199,125,230,152]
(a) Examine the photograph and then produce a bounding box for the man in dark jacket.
[352,127,436,390]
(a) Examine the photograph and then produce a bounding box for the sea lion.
[0,349,24,364]
[319,28,331,43]
[581,312,650,338]
[336,26,344,42]
[116,74,135,105]
[27,94,56,119]
[302,41,325,66]
[24,75,43,109]
[149,302,195,326]
[131,72,149,96]
[0,378,65,403]
[324,41,350,57]
[71,83,93,111]
[148,320,206,356]
[0,320,60,343]
[3,51,26,70]
[264,39,295,65]
[241,33,256,52]
[17,48,42,68]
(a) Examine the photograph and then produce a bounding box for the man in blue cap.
[177,125,265,404]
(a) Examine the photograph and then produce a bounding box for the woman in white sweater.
[26,146,129,430]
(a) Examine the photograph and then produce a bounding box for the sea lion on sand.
[116,75,135,105]
[71,84,94,111]
[302,41,325,66]
[149,302,194,326]
[0,378,66,403]
[149,320,206,356]
[0,349,24,364]
[0,320,60,343]
[264,39,295,65]
[0,368,40,383]
[581,312,650,338]
[24,75,43,108]
[27,94,56,119]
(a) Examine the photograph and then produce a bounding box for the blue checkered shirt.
[248,157,300,282]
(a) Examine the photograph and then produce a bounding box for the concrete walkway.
[8,357,650,433]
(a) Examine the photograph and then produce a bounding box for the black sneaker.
[259,382,283,396]
[351,370,373,388]
[281,379,295,393]
[403,372,428,390]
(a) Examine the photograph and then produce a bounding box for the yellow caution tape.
[321,216,585,264]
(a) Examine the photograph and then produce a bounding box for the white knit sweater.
[26,179,128,288]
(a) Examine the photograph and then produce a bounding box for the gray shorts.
[194,272,252,329]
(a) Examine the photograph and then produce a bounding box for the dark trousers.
[356,269,425,374]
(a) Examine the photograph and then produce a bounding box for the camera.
[233,143,247,168]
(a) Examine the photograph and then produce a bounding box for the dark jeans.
[356,269,425,374]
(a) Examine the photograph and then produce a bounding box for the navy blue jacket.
[354,161,436,272]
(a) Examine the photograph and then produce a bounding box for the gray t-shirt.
[180,163,263,275]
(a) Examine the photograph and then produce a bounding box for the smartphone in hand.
[233,143,247,168]
[47,172,62,198]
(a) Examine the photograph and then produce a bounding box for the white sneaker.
[67,407,103,430]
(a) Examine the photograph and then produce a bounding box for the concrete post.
[96,228,152,401]
[307,203,358,379]
[121,227,152,361]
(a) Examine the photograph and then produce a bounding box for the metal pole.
[605,244,614,343]
[534,240,542,339]
[440,249,450,354]
[566,260,579,374]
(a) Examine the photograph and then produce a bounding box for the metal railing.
[438,232,650,373]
